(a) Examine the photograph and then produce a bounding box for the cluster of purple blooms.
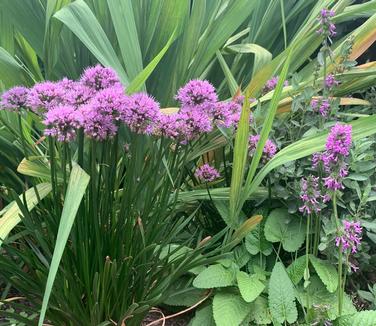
[313,123,352,192]
[300,123,352,214]
[248,135,277,163]
[299,175,326,215]
[335,220,362,254]
[317,8,336,37]
[262,76,288,95]
[194,164,220,183]
[0,66,248,143]
[324,74,339,90]
[310,98,331,117]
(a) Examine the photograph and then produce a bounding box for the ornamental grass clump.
[0,65,259,325]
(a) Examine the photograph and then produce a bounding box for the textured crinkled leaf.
[189,305,215,326]
[268,262,298,324]
[297,277,356,321]
[237,271,265,303]
[264,208,306,252]
[250,296,272,325]
[213,292,251,326]
[335,310,376,326]
[245,225,272,256]
[193,264,236,289]
[310,255,338,293]
[287,255,306,285]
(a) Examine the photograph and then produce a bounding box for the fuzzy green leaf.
[250,296,272,325]
[268,262,298,324]
[237,271,265,303]
[213,292,251,326]
[335,310,376,326]
[310,255,338,293]
[189,305,215,326]
[287,255,306,285]
[193,264,236,289]
[245,224,272,256]
[264,208,306,252]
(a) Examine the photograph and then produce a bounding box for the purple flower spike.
[325,123,352,157]
[311,98,331,117]
[27,81,65,112]
[90,86,127,120]
[1,86,29,111]
[195,164,220,182]
[43,105,80,142]
[325,74,339,89]
[175,79,217,111]
[335,220,362,254]
[121,92,160,134]
[299,175,323,215]
[317,8,336,37]
[248,135,277,163]
[262,77,288,94]
[80,65,122,91]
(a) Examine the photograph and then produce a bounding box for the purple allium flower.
[57,77,75,91]
[335,220,362,254]
[299,175,323,215]
[325,123,352,157]
[27,81,65,112]
[194,164,220,182]
[262,77,288,94]
[121,92,160,134]
[0,86,29,111]
[80,65,122,91]
[43,105,80,142]
[153,113,180,139]
[175,79,217,111]
[325,74,339,89]
[63,81,93,107]
[210,101,236,128]
[77,104,117,140]
[176,107,213,142]
[317,8,336,37]
[311,98,331,117]
[89,86,127,121]
[248,135,277,163]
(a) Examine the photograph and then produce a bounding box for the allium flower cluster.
[312,123,352,191]
[80,65,121,91]
[175,79,217,111]
[248,135,277,163]
[335,220,362,254]
[311,98,331,117]
[194,164,220,183]
[3,69,247,143]
[0,86,29,111]
[177,107,213,142]
[121,93,160,134]
[27,81,65,112]
[299,175,324,215]
[44,106,81,142]
[317,8,336,37]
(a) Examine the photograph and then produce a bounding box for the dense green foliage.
[0,0,376,325]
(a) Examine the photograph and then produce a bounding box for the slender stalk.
[333,192,343,315]
[17,114,28,159]
[313,212,321,256]
[338,245,343,315]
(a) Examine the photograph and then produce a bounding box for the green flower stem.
[313,212,321,256]
[333,192,343,315]
[18,114,28,159]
